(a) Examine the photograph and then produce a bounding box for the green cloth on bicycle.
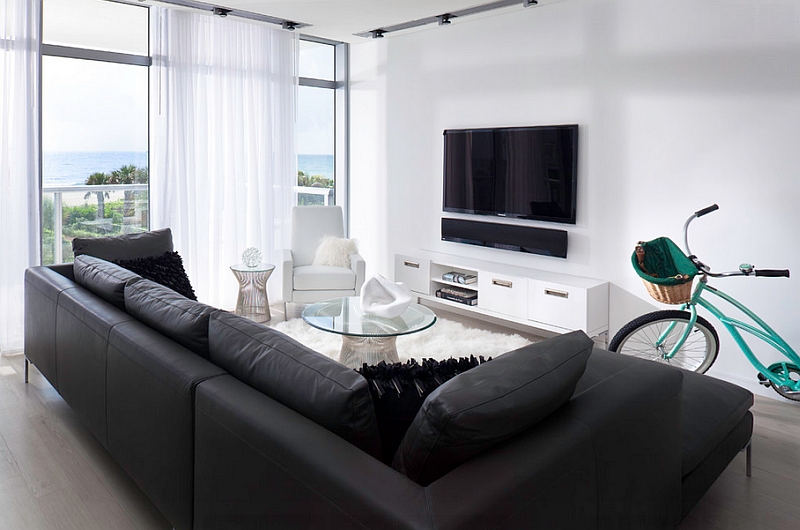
[632,237,698,286]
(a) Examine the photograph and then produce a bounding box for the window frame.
[297,34,350,234]
[39,0,151,264]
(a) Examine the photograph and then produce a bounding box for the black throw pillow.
[114,251,197,300]
[357,356,491,464]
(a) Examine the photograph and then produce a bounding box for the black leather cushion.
[73,255,141,310]
[124,279,217,360]
[392,330,594,486]
[680,368,753,475]
[357,356,490,464]
[114,251,196,300]
[72,228,173,261]
[208,311,382,459]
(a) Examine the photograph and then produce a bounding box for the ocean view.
[298,154,334,181]
[43,151,334,186]
[43,151,149,186]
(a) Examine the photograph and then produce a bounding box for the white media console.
[394,252,609,339]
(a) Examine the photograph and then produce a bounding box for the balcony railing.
[43,183,149,265]
[294,185,334,206]
[43,183,333,265]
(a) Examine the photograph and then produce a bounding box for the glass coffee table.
[302,296,437,369]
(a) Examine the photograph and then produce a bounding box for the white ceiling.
[214,0,525,43]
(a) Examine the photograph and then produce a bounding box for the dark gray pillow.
[208,311,382,459]
[392,330,594,486]
[114,251,196,300]
[72,228,173,262]
[73,255,141,310]
[124,278,217,359]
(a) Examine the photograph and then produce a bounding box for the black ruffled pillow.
[114,251,197,300]
[357,356,491,464]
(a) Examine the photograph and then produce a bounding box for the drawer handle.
[492,279,513,288]
[403,260,420,269]
[545,288,569,299]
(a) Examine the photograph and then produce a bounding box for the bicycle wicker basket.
[631,237,699,305]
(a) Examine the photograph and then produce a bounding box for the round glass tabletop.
[302,296,437,338]
[230,263,275,273]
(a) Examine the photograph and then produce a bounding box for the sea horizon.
[43,151,334,186]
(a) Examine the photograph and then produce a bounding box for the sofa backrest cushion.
[124,279,217,360]
[72,228,174,262]
[208,311,382,459]
[73,255,141,310]
[392,330,594,486]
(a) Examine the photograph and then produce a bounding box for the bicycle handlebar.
[684,204,791,279]
[755,269,791,278]
[695,204,719,217]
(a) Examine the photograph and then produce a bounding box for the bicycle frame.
[656,276,800,391]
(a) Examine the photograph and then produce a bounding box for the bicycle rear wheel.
[609,310,719,373]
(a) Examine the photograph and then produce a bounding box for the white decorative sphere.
[242,247,262,267]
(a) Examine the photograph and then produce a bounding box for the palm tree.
[84,172,111,220]
[111,165,148,223]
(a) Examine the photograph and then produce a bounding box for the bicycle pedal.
[759,379,772,387]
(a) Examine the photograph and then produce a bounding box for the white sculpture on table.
[360,275,412,319]
[242,247,262,268]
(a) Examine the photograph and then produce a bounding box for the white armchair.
[282,206,366,312]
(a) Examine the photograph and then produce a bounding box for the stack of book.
[442,271,477,284]
[435,285,478,306]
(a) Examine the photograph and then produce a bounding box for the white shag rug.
[272,318,532,363]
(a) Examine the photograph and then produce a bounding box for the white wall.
[349,0,800,398]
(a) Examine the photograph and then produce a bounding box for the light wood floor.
[2,323,800,529]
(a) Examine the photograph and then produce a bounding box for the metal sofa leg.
[743,439,752,477]
[24,356,29,384]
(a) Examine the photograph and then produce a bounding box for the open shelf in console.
[428,262,479,306]
[430,262,478,290]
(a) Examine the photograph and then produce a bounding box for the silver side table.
[231,263,275,323]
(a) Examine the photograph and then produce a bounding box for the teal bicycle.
[609,204,800,401]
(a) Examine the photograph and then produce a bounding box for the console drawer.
[528,280,608,334]
[478,273,528,318]
[394,255,430,295]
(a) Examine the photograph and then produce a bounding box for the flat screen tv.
[443,125,578,224]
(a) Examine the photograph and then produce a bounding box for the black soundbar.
[441,218,568,259]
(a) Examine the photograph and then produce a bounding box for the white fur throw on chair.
[312,236,358,268]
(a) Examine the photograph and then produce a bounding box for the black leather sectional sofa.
[23,230,754,529]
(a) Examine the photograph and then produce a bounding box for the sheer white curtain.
[0,0,40,353]
[150,8,297,309]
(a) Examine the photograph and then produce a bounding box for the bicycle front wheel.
[609,310,719,373]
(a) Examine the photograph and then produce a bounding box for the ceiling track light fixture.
[438,14,454,26]
[282,21,298,31]
[356,0,538,38]
[150,0,311,30]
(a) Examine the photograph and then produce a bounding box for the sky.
[42,56,149,153]
[42,0,334,156]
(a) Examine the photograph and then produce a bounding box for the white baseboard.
[705,367,787,401]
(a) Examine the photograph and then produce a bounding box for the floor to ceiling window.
[40,2,348,265]
[41,0,150,264]
[297,37,348,210]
